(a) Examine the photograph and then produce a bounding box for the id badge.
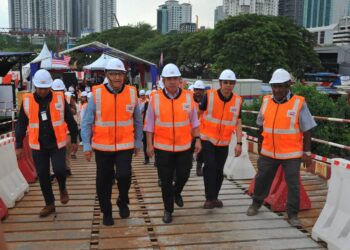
[41,111,48,121]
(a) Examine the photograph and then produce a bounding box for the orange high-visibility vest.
[260,95,304,159]
[200,90,242,146]
[22,92,67,150]
[152,89,193,152]
[92,84,137,152]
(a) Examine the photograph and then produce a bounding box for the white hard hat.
[161,63,181,78]
[85,86,91,92]
[51,79,65,91]
[193,80,205,90]
[219,69,236,81]
[68,86,75,93]
[81,91,88,97]
[269,68,291,84]
[139,89,145,95]
[146,90,151,96]
[188,85,194,91]
[65,91,72,97]
[105,58,126,72]
[32,69,53,88]
[87,92,93,99]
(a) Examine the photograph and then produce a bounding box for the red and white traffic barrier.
[312,158,350,250]
[0,132,15,140]
[0,137,29,208]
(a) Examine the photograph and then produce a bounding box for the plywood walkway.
[2,149,325,249]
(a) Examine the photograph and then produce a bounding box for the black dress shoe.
[162,211,172,223]
[66,169,72,176]
[103,214,114,226]
[143,159,150,165]
[158,179,162,187]
[174,194,183,207]
[117,198,130,219]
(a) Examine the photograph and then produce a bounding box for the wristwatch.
[237,142,242,146]
[303,151,311,156]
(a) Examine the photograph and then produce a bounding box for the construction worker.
[199,69,243,209]
[78,91,88,144]
[246,68,316,227]
[15,69,78,217]
[81,58,143,226]
[144,63,201,224]
[65,87,78,159]
[139,89,150,164]
[51,79,73,176]
[192,80,206,176]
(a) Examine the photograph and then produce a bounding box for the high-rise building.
[278,0,304,26]
[8,0,117,38]
[180,22,197,33]
[303,0,332,28]
[223,0,278,17]
[157,4,169,34]
[157,0,192,34]
[214,5,225,26]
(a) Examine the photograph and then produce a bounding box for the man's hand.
[194,139,202,154]
[15,148,24,159]
[147,144,154,158]
[134,148,140,157]
[84,151,92,162]
[234,145,242,157]
[71,143,78,155]
[302,154,312,169]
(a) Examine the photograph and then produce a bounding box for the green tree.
[177,30,214,78]
[210,14,321,81]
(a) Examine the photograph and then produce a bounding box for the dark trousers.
[253,155,301,216]
[32,147,67,205]
[190,139,203,164]
[155,149,192,213]
[202,140,229,200]
[142,132,149,161]
[95,149,133,216]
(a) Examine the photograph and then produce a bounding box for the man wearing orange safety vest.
[81,58,143,226]
[15,69,78,217]
[246,68,316,227]
[144,63,201,224]
[199,69,243,209]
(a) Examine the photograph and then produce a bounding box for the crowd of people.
[13,59,316,228]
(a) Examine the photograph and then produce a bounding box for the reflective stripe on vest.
[153,141,191,151]
[92,142,134,151]
[260,148,303,159]
[200,134,230,146]
[52,94,65,127]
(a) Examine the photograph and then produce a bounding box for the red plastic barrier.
[248,166,311,212]
[0,198,8,220]
[16,135,37,183]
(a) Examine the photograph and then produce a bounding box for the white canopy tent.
[22,43,69,79]
[83,53,114,70]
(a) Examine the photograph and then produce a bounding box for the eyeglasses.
[108,72,124,77]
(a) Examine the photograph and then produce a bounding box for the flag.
[159,51,163,68]
[52,52,71,67]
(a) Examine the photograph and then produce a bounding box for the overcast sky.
[0,0,223,29]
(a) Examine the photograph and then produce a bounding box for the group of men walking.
[15,59,316,228]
